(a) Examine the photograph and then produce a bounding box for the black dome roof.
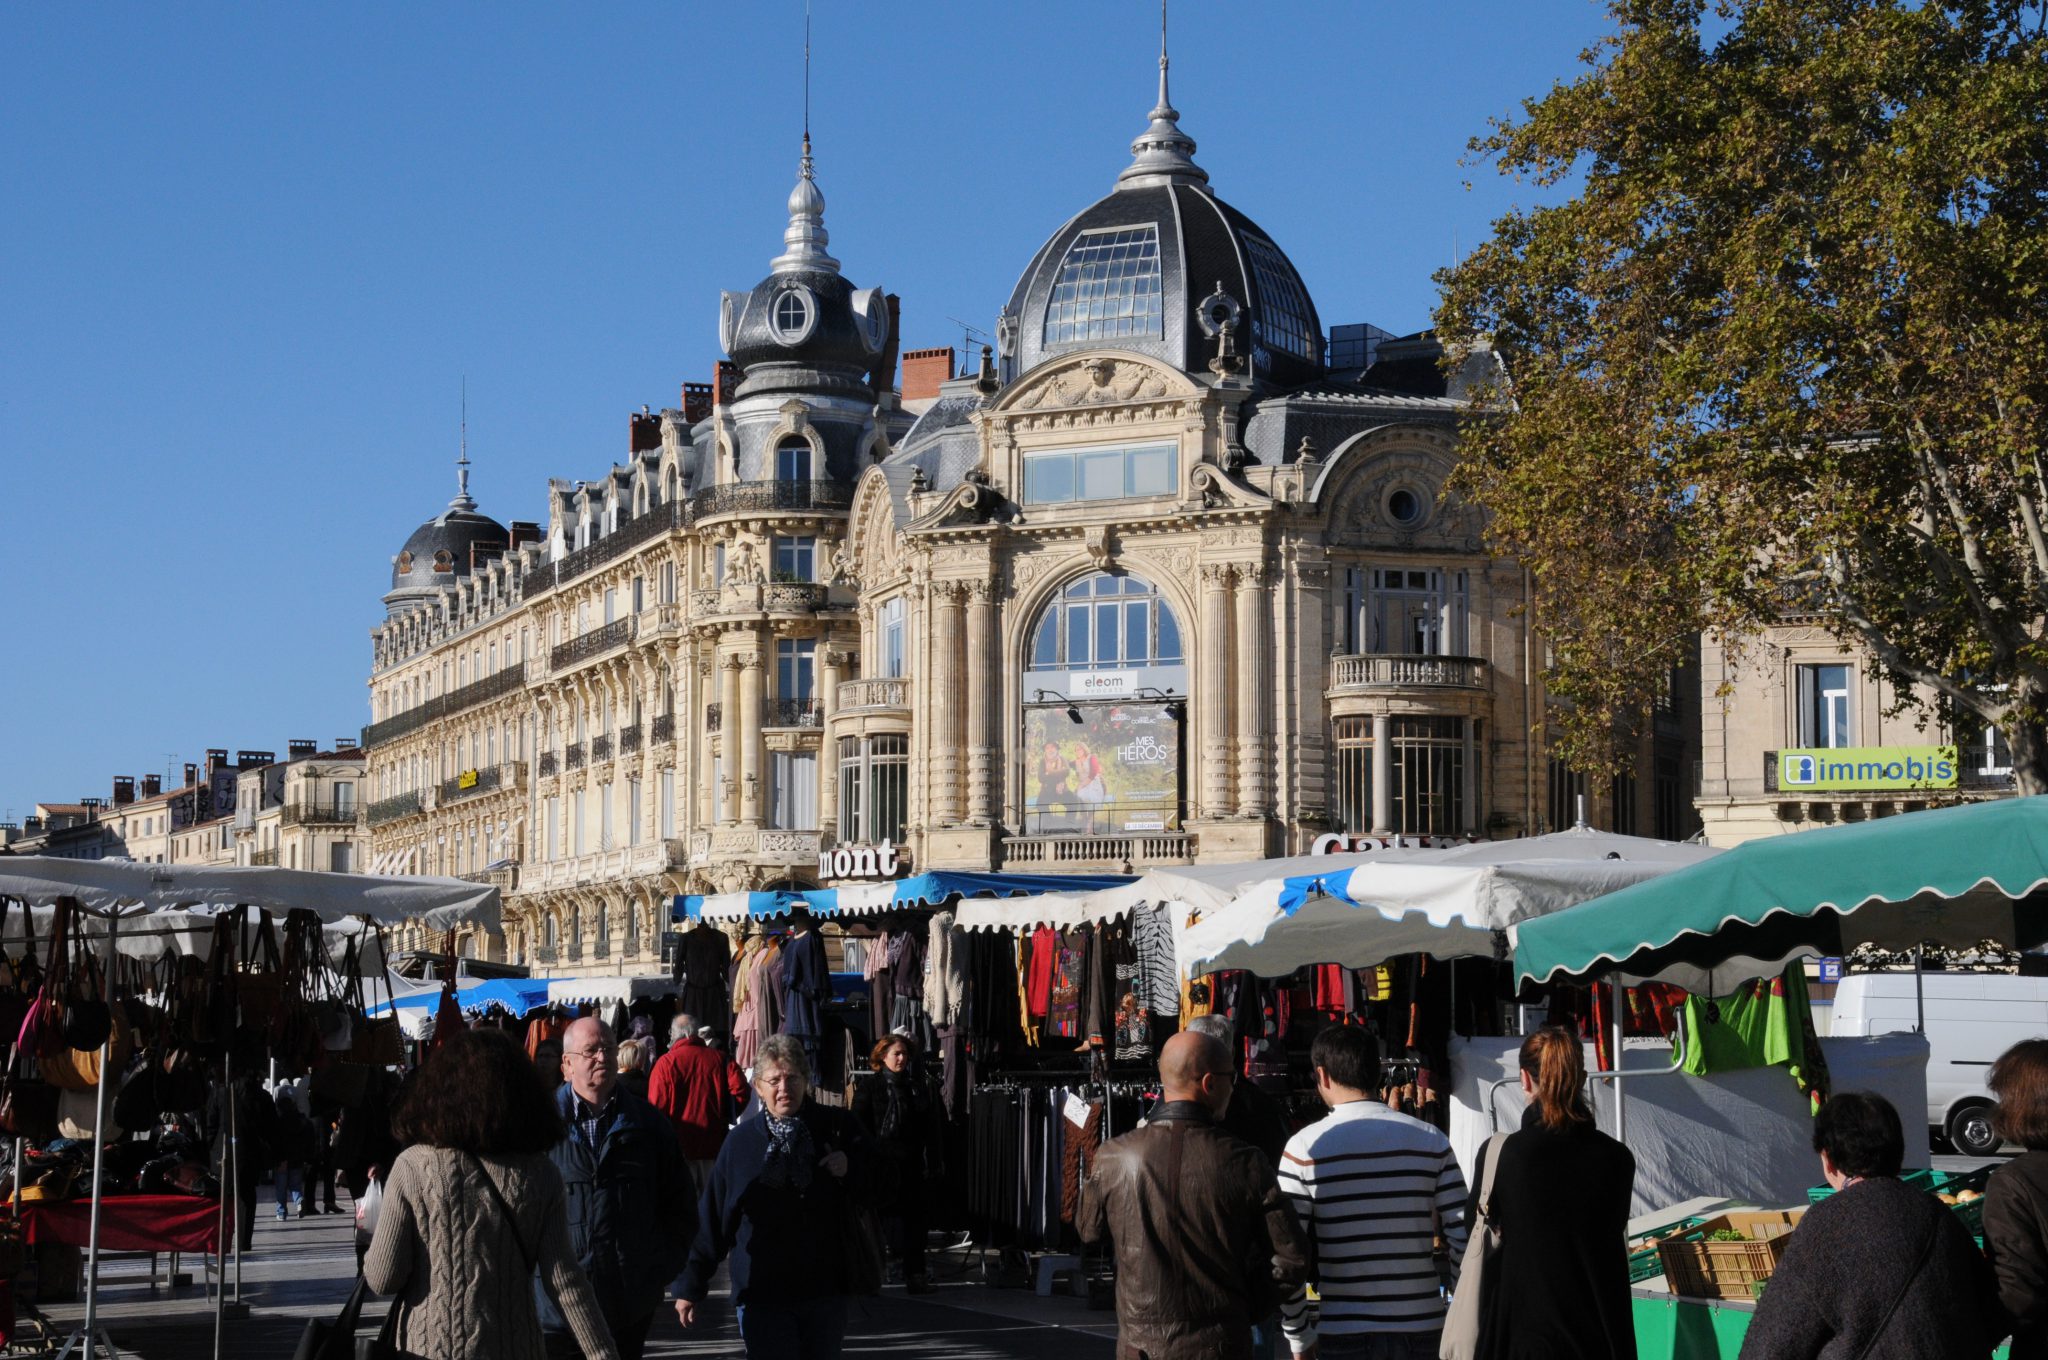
[1003,181,1324,389]
[390,499,508,594]
[1000,59,1324,390]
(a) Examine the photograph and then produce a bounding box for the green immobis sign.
[1777,746,1958,792]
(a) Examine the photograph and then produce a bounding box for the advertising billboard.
[1025,701,1180,834]
[1776,745,1958,792]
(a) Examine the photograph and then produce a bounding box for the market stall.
[0,857,499,1360]
[1496,798,2048,1358]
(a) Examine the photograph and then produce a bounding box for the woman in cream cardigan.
[365,1028,619,1360]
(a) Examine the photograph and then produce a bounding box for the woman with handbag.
[363,1028,618,1360]
[1459,1026,1636,1360]
[673,1034,872,1359]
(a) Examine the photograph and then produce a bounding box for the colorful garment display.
[1679,964,1832,1109]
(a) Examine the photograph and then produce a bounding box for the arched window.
[1028,573,1185,675]
[776,436,812,482]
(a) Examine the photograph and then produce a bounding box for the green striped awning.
[1511,796,2048,990]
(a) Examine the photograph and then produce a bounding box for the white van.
[1831,971,2048,1155]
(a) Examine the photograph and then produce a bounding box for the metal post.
[1914,943,1926,1034]
[1611,974,1627,1144]
[78,908,120,1359]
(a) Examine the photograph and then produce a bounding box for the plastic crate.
[1808,1167,1989,1236]
[1657,1209,1804,1301]
[1627,1217,1708,1283]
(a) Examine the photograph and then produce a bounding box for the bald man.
[1077,1032,1308,1360]
[539,1017,696,1360]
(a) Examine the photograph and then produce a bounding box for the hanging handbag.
[56,1083,120,1142]
[26,900,73,1062]
[293,1273,402,1360]
[0,1061,58,1143]
[238,911,286,1030]
[1439,1132,1507,1360]
[44,949,132,1090]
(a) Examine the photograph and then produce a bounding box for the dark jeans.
[894,1172,929,1280]
[1321,1330,1443,1359]
[546,1311,656,1360]
[735,1297,847,1360]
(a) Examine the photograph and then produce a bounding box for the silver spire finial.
[771,1,840,274]
[451,378,476,511]
[1118,0,1207,190]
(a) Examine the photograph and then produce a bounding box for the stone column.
[965,579,996,826]
[1199,564,1236,819]
[930,582,966,827]
[718,653,742,825]
[1371,711,1394,834]
[737,652,764,826]
[1235,563,1271,818]
[820,645,845,835]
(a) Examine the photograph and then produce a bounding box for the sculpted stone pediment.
[996,353,1199,416]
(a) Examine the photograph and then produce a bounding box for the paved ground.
[13,1200,1121,1359]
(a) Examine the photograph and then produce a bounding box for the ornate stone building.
[361,57,1695,973]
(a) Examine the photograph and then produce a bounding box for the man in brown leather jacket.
[1078,1030,1310,1360]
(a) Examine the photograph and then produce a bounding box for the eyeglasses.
[566,1045,617,1062]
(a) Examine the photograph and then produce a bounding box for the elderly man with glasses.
[538,1016,695,1360]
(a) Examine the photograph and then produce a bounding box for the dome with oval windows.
[385,462,507,614]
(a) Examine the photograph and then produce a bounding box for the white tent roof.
[545,976,675,1007]
[1180,830,1718,976]
[0,857,499,933]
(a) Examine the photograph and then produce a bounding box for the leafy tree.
[1436,0,2048,790]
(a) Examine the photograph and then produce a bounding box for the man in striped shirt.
[1279,1026,1468,1359]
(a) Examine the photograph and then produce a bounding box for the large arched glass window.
[776,436,812,482]
[1028,573,1184,674]
[1042,226,1163,346]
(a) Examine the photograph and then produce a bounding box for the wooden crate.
[1657,1209,1804,1301]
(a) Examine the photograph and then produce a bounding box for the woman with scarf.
[851,1034,944,1294]
[673,1034,872,1359]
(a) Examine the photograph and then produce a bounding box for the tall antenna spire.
[773,0,839,275]
[452,377,476,511]
[1118,0,1207,191]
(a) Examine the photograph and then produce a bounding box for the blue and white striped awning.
[674,870,1134,923]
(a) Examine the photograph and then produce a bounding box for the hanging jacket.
[924,910,968,1027]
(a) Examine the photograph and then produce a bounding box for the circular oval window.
[770,287,817,345]
[1388,488,1425,525]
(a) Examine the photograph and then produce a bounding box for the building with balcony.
[361,39,1695,975]
[1696,621,2014,845]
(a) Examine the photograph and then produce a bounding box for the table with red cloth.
[11,1193,221,1255]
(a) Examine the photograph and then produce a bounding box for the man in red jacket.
[646,1012,749,1187]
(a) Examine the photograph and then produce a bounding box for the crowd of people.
[323,1010,2048,1360]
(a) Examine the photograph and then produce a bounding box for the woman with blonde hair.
[1466,1025,1636,1360]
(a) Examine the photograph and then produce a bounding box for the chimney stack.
[630,410,662,455]
[335,737,358,751]
[680,382,714,424]
[206,748,229,775]
[112,776,136,806]
[288,739,317,759]
[714,361,740,406]
[183,762,199,789]
[140,775,162,799]
[900,347,955,402]
[237,750,274,769]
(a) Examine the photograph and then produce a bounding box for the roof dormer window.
[770,286,817,345]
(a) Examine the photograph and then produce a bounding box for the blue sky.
[0,1,1612,821]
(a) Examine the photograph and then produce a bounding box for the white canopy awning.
[0,857,499,933]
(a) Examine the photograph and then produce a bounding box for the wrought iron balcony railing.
[650,713,675,745]
[538,751,559,777]
[619,723,642,755]
[689,479,854,519]
[565,742,586,771]
[551,617,636,672]
[437,765,503,804]
[282,800,359,827]
[365,791,423,826]
[530,944,558,965]
[526,500,686,594]
[762,697,824,728]
[591,734,613,764]
[705,704,721,732]
[250,848,280,867]
[360,665,526,749]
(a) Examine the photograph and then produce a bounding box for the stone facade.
[1696,622,2015,845]
[362,69,1695,974]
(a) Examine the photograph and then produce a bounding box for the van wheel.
[1948,1104,2001,1158]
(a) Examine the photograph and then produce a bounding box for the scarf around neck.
[761,1111,815,1191]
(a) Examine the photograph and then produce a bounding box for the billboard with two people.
[1025,700,1180,835]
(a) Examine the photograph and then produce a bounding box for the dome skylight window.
[1042,226,1163,346]
[1243,233,1317,362]
[770,286,817,345]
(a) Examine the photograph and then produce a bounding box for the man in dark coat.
[1078,1031,1308,1360]
[1741,1091,2001,1359]
[540,1016,696,1360]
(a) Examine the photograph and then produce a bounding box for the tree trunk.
[2007,711,2048,797]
